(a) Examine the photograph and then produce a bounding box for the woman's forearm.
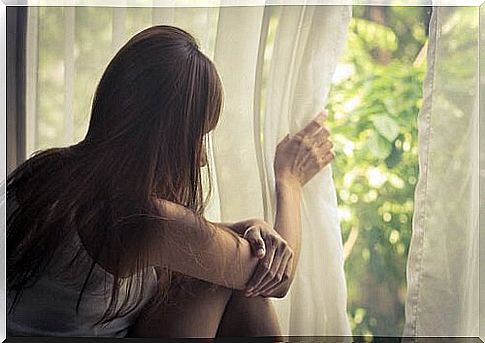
[191,178,302,296]
[145,199,260,290]
[274,177,302,280]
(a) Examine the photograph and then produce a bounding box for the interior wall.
[6,6,27,176]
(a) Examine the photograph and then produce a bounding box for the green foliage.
[326,6,427,336]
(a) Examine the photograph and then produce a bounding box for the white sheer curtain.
[480,5,485,341]
[24,5,352,336]
[403,6,480,337]
[259,6,351,335]
[209,6,352,336]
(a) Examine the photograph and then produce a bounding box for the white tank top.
[7,228,159,337]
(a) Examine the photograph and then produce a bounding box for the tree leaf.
[371,115,400,142]
[367,131,393,160]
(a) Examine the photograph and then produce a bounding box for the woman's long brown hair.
[7,25,224,324]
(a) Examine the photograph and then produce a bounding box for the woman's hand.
[274,110,334,187]
[234,219,294,297]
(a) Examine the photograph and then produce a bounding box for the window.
[327,6,430,336]
[15,4,480,338]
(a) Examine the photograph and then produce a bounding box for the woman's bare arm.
[245,111,334,297]
[144,199,268,290]
[242,180,301,298]
[260,179,302,296]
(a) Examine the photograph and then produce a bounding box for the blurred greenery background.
[326,6,430,336]
[31,5,430,337]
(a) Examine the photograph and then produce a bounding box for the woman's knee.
[130,276,234,338]
[216,293,281,337]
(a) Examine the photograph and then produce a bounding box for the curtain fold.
[21,5,352,336]
[479,5,485,341]
[210,6,266,222]
[403,6,479,337]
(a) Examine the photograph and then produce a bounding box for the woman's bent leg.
[216,292,282,338]
[129,276,281,339]
[129,277,232,338]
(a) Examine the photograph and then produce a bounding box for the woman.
[7,25,334,338]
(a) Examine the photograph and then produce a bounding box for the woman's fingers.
[299,138,333,169]
[244,227,266,259]
[250,249,292,297]
[245,242,277,295]
[319,150,335,167]
[296,124,331,155]
[259,257,293,298]
[317,136,333,148]
[294,111,328,140]
[248,246,287,296]
[239,222,294,297]
[309,124,330,142]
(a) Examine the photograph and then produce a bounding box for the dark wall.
[6,6,27,176]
